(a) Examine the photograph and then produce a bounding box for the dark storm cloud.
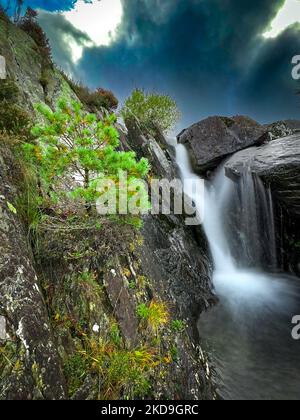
[41,0,300,128]
[0,0,77,12]
[38,11,91,74]
[26,1,77,12]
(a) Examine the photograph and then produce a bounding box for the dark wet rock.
[177,115,267,175]
[0,147,66,400]
[137,215,216,399]
[125,117,178,180]
[225,134,300,216]
[141,216,214,323]
[264,121,294,141]
[104,259,139,347]
[125,118,216,399]
[225,134,300,274]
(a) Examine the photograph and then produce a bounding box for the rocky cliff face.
[225,134,300,274]
[0,18,216,400]
[178,116,297,177]
[0,17,78,113]
[0,145,66,399]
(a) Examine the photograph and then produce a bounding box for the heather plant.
[61,73,119,112]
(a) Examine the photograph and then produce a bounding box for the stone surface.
[265,121,294,141]
[0,147,66,400]
[0,316,6,340]
[0,18,78,114]
[104,259,139,347]
[225,134,300,216]
[125,117,217,399]
[177,115,266,175]
[225,134,300,274]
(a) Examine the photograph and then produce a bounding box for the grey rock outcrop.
[0,147,66,400]
[178,115,267,175]
[225,134,300,273]
[225,134,300,216]
[0,18,78,114]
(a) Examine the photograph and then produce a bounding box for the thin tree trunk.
[84,168,91,214]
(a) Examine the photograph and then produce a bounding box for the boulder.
[177,116,267,175]
[225,134,300,216]
[264,121,294,141]
[225,134,300,274]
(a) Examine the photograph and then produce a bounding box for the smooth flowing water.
[176,144,300,400]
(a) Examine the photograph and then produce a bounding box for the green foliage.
[0,342,20,378]
[18,8,52,63]
[7,201,17,214]
[79,336,156,399]
[0,103,32,136]
[0,80,32,137]
[137,300,169,334]
[171,320,185,333]
[61,72,118,112]
[122,88,181,134]
[26,99,150,216]
[64,353,88,397]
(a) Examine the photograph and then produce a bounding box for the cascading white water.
[175,143,281,304]
[175,143,300,400]
[176,144,236,272]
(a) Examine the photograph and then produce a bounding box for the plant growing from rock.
[60,71,118,112]
[18,8,52,63]
[122,88,181,135]
[0,79,32,137]
[137,300,170,336]
[24,99,150,217]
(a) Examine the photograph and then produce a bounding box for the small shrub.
[95,88,118,111]
[64,353,88,397]
[18,8,52,64]
[0,342,19,378]
[62,75,119,112]
[0,79,32,137]
[171,320,185,333]
[122,88,181,134]
[0,103,32,136]
[25,98,150,217]
[137,300,170,334]
[80,337,156,399]
[0,80,19,102]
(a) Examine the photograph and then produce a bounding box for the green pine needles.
[23,99,150,219]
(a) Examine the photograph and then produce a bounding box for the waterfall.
[176,144,277,272]
[230,166,277,270]
[176,143,300,400]
[175,143,279,303]
[175,144,236,271]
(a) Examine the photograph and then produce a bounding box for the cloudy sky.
[4,0,300,128]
